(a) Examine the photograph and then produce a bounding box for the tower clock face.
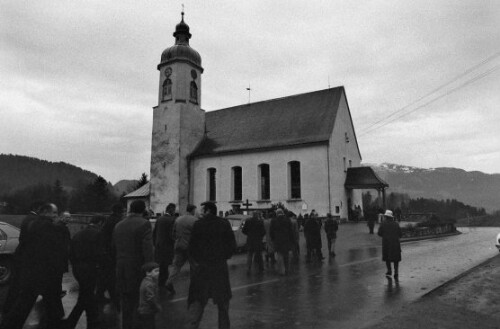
[191,69,197,79]
[165,67,172,77]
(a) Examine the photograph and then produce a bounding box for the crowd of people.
[0,200,402,329]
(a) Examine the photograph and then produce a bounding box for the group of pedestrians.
[0,199,237,329]
[241,210,340,276]
[0,199,402,329]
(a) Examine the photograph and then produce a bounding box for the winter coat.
[304,218,322,249]
[113,214,154,294]
[269,215,294,254]
[173,214,198,251]
[242,217,266,251]
[153,213,176,262]
[138,276,161,315]
[324,218,338,239]
[53,221,71,274]
[377,220,402,262]
[70,224,105,267]
[17,216,66,288]
[102,213,123,253]
[188,213,236,306]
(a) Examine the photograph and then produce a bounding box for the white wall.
[328,90,363,220]
[190,144,332,216]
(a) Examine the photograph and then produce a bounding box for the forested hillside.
[0,154,98,195]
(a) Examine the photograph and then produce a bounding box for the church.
[124,13,388,219]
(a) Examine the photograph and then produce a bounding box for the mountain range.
[1,154,498,213]
[368,163,500,213]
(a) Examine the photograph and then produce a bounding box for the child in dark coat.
[138,262,161,329]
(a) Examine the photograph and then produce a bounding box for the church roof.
[192,87,346,157]
[123,182,150,198]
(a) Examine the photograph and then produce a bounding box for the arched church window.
[231,166,242,201]
[258,164,270,200]
[288,161,301,199]
[162,79,172,101]
[207,168,216,201]
[190,81,198,103]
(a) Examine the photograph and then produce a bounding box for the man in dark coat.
[304,214,324,262]
[242,211,266,273]
[377,210,402,280]
[187,201,236,329]
[367,214,376,234]
[324,214,339,256]
[113,200,154,329]
[153,203,176,293]
[0,203,65,329]
[2,201,42,314]
[97,203,124,305]
[65,216,106,329]
[270,209,294,275]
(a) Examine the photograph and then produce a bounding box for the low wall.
[401,223,457,238]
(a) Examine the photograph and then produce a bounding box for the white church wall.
[328,91,363,220]
[190,144,332,216]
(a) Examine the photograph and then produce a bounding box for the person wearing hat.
[187,201,236,329]
[377,210,402,280]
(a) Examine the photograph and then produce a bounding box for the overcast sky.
[1,0,499,184]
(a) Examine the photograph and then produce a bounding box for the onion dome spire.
[173,10,191,45]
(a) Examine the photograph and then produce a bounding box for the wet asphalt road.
[3,224,498,329]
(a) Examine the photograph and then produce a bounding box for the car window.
[0,229,6,241]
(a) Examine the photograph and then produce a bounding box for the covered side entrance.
[345,167,389,218]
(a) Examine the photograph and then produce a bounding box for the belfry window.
[232,166,242,201]
[288,161,301,199]
[190,81,198,103]
[162,79,172,101]
[207,168,216,201]
[258,164,270,200]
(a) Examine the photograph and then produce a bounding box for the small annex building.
[125,13,387,219]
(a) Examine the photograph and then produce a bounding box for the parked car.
[0,221,20,285]
[495,233,500,252]
[226,214,252,252]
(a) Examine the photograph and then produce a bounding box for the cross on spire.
[246,84,251,104]
[181,4,185,20]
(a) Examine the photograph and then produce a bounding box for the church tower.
[150,12,205,214]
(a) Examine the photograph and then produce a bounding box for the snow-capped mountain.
[364,163,500,213]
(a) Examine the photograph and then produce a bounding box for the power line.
[359,64,500,137]
[358,51,500,135]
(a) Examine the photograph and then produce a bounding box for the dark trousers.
[385,261,399,275]
[138,313,156,329]
[158,260,170,287]
[96,259,118,304]
[186,300,230,329]
[121,291,140,329]
[246,249,263,272]
[0,279,64,329]
[368,223,375,234]
[66,263,100,329]
[327,237,335,254]
[156,250,173,287]
[306,247,323,261]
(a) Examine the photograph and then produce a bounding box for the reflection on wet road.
[4,225,498,329]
